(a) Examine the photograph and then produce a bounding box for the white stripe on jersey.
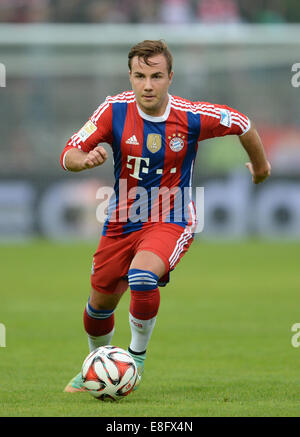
[171,97,250,134]
[172,97,220,117]
[169,228,193,269]
[66,135,79,148]
[92,102,110,123]
[69,133,82,146]
[92,98,136,121]
[91,101,109,123]
[231,113,248,128]
[91,94,136,123]
[169,202,196,269]
[109,91,135,100]
[239,118,251,135]
[70,136,78,147]
[171,102,220,119]
[231,115,250,133]
[69,93,136,150]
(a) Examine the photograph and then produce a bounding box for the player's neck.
[136,94,171,121]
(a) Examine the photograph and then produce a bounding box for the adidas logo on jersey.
[126,135,140,145]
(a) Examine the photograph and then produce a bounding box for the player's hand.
[83,146,108,169]
[245,161,271,184]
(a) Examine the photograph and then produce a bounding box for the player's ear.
[168,71,174,85]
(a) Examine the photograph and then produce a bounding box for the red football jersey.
[61,91,250,236]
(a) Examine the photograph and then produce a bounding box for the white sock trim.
[129,314,157,354]
[87,327,115,353]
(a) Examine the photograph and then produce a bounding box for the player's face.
[129,54,173,116]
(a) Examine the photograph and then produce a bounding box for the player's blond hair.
[128,40,173,75]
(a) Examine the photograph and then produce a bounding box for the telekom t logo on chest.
[126,155,177,180]
[126,156,150,180]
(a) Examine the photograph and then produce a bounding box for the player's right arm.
[60,98,113,172]
[64,146,108,172]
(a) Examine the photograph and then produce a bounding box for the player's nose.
[144,78,153,91]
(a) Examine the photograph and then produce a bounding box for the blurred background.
[1,0,300,242]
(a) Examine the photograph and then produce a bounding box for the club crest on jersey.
[147,134,162,153]
[168,133,185,152]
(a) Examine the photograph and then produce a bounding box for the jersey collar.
[136,94,171,122]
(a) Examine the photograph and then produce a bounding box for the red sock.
[83,307,114,337]
[129,288,160,320]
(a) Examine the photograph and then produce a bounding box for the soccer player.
[61,40,271,392]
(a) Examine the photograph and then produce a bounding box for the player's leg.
[84,285,126,353]
[127,223,194,388]
[84,235,132,353]
[64,235,132,393]
[127,250,165,387]
[128,250,164,354]
[64,285,127,393]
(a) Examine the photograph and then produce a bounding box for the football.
[81,346,138,401]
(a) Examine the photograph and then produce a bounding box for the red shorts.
[91,223,193,294]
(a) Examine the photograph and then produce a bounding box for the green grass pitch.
[0,239,300,417]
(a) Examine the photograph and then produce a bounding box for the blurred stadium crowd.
[0,0,298,24]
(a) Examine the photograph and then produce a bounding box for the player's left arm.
[197,102,271,184]
[239,122,271,184]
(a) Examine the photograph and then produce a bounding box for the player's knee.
[89,287,122,310]
[128,268,159,291]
